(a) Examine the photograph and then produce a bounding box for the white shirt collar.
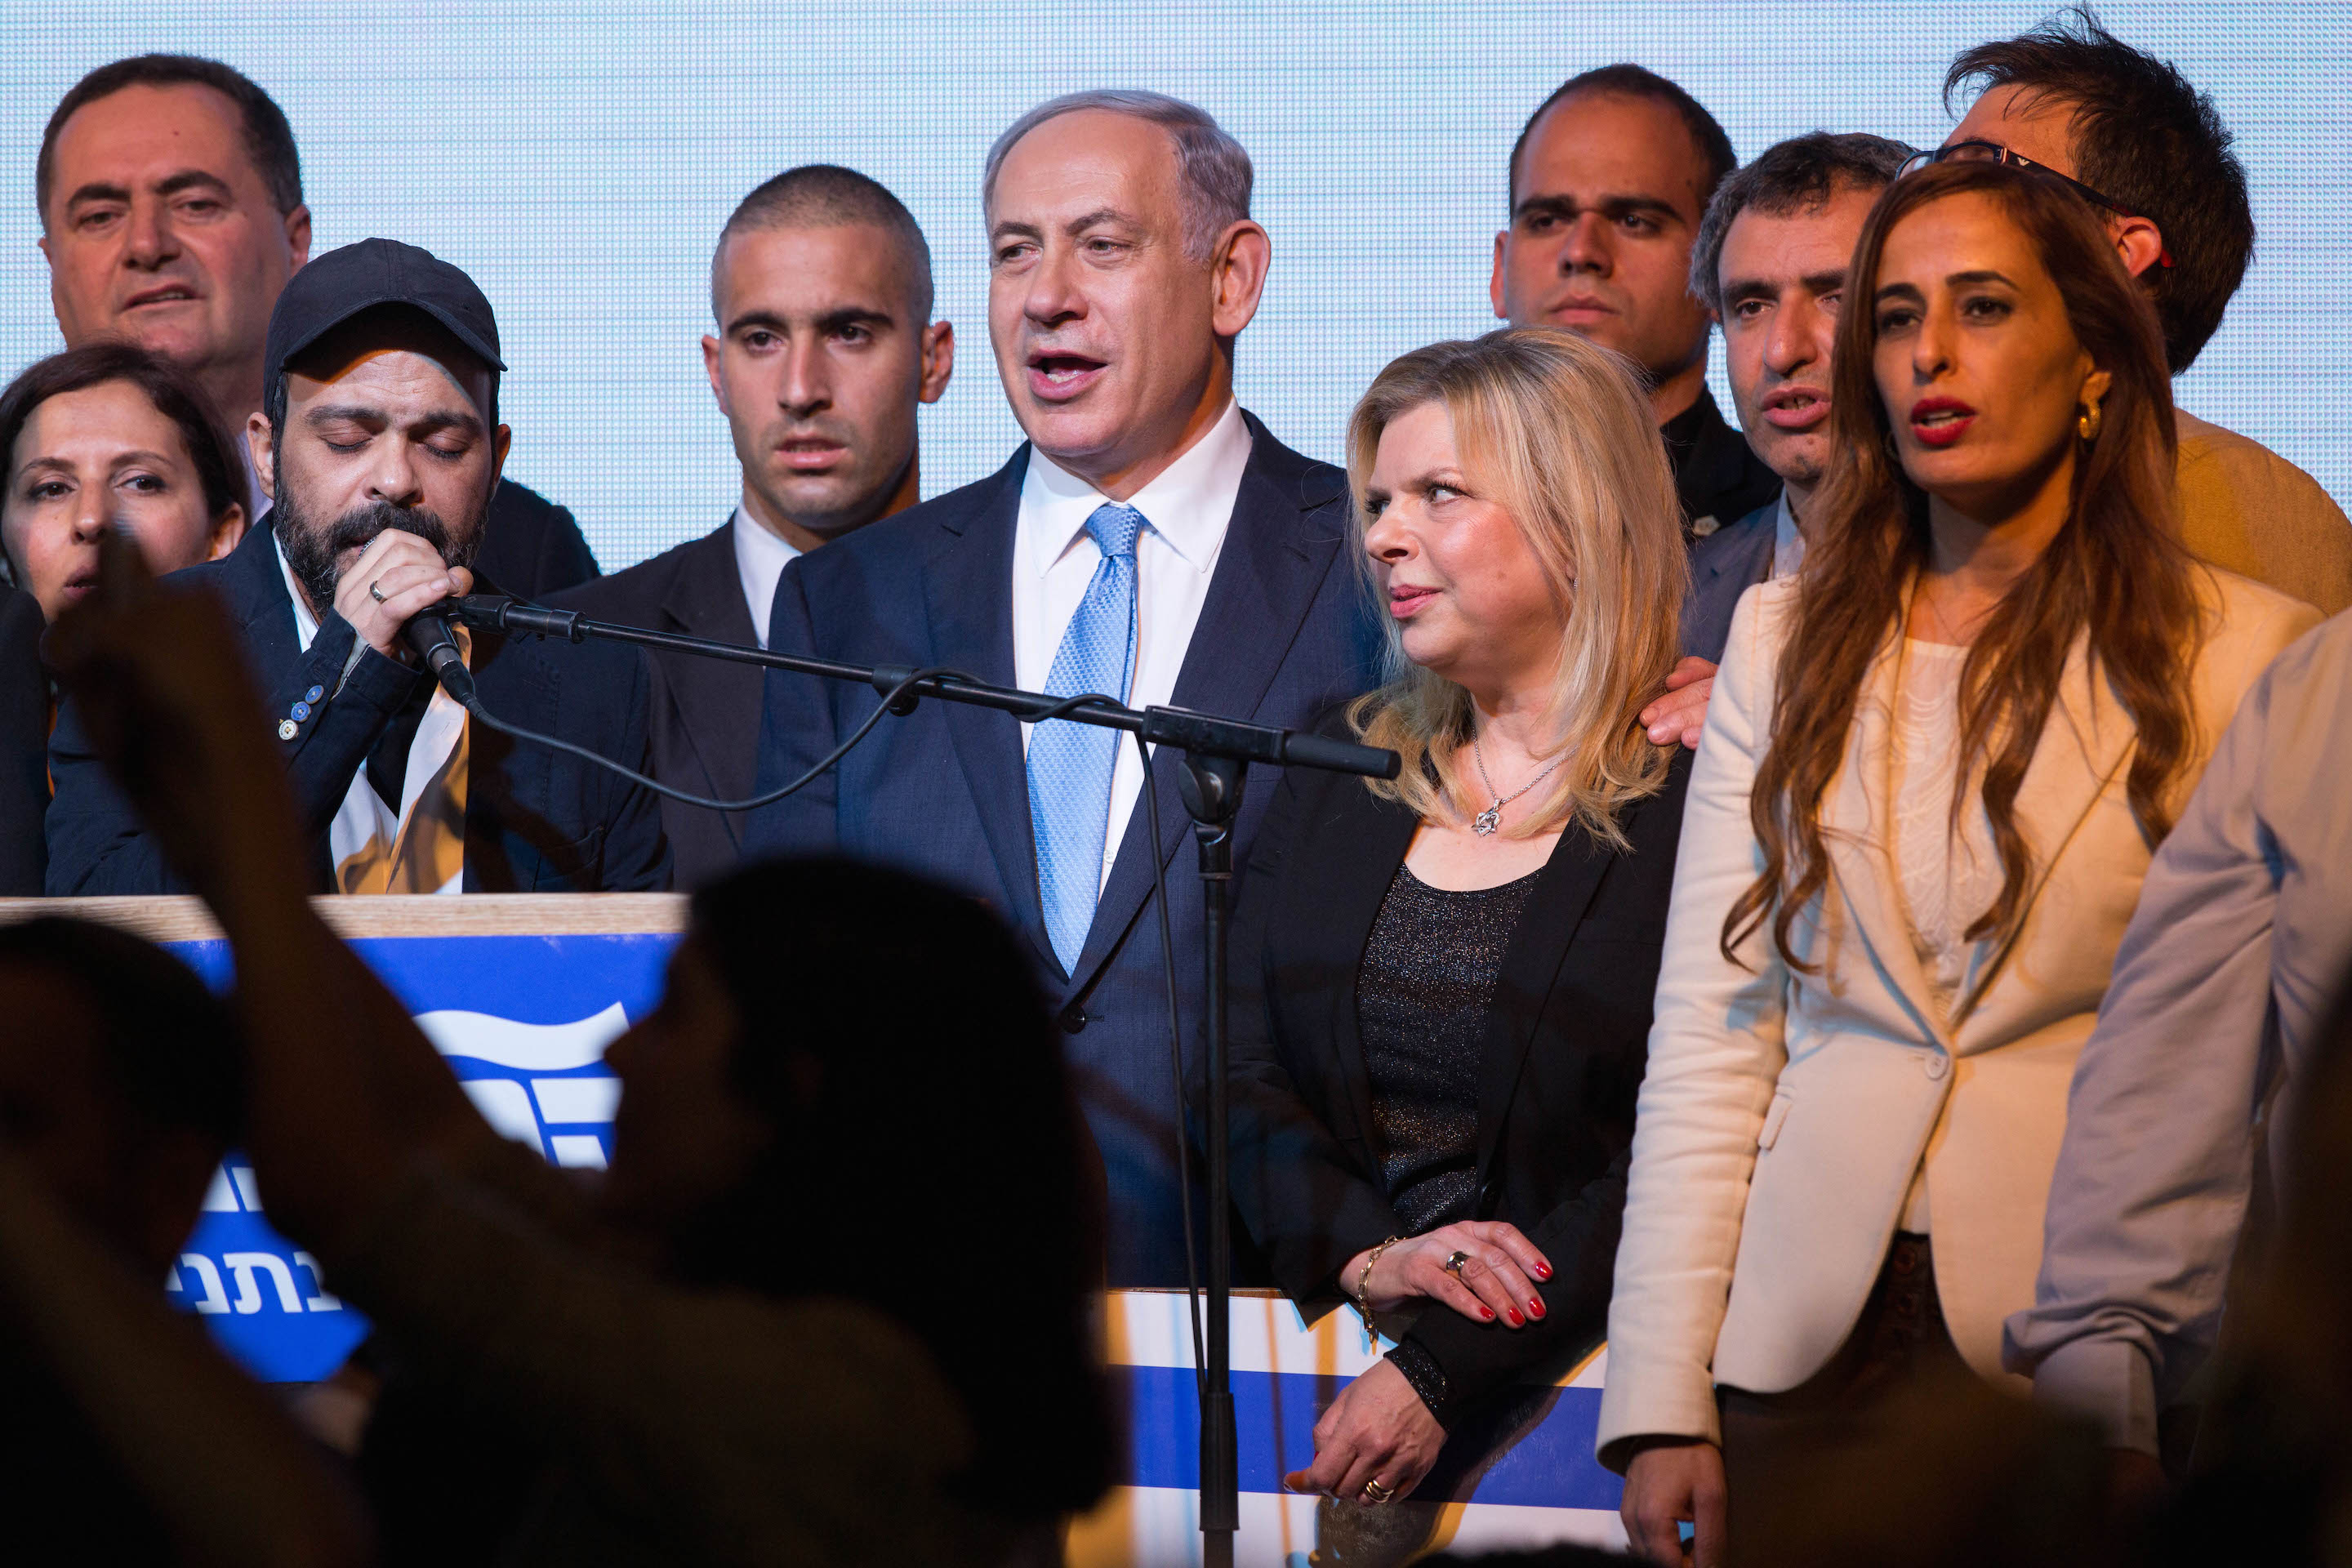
[1020,399,1251,579]
[276,532,322,650]
[730,503,803,649]
[1771,489,1806,581]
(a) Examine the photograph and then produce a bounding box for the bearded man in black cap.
[45,239,668,895]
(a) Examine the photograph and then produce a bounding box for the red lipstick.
[1908,396,1977,448]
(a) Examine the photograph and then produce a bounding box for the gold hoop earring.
[2078,399,2104,443]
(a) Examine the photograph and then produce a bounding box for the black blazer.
[549,519,758,890]
[0,587,47,896]
[475,478,601,599]
[1224,724,1692,1427]
[1664,388,1780,540]
[45,521,669,894]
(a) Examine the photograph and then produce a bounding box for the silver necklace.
[1470,733,1563,836]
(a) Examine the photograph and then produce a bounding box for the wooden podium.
[1,894,1624,1565]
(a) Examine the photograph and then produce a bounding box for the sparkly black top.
[1355,862,1542,1235]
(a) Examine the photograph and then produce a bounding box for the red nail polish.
[1480,1307,1494,1321]
[1535,1263,1552,1280]
[1507,1309,1524,1327]
[1529,1298,1545,1317]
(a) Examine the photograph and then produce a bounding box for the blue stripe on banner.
[168,933,678,1022]
[1115,1365,1624,1512]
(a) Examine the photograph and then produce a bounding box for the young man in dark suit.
[747,91,1383,1286]
[550,167,952,889]
[1490,65,1779,539]
[38,54,599,599]
[45,240,667,895]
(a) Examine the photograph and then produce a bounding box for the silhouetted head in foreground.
[599,856,1115,1521]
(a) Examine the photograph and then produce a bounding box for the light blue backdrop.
[2,2,2343,570]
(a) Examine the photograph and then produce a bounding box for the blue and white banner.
[167,930,679,1383]
[163,922,1619,1563]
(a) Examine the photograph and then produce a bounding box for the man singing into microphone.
[46,239,668,894]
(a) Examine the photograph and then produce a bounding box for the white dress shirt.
[1013,399,1253,895]
[276,537,466,896]
[1771,489,1806,580]
[730,504,803,649]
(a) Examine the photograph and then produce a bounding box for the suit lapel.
[922,453,1055,965]
[658,524,764,846]
[1949,632,2134,1027]
[1820,629,1953,1047]
[1470,817,1619,1178]
[226,521,303,672]
[1063,425,1348,999]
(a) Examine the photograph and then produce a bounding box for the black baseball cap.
[263,238,506,420]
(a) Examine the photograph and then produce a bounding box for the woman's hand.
[1346,1221,1552,1327]
[1621,1438,1726,1566]
[1282,1358,1445,1504]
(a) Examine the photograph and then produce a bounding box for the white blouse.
[1884,639,2006,1232]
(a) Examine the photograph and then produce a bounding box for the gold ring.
[1360,1477,1395,1504]
[1442,1250,1472,1276]
[368,579,388,604]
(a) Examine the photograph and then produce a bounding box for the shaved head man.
[553,165,951,888]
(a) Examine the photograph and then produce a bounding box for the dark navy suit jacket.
[745,413,1385,1285]
[1679,497,1780,665]
[46,520,670,895]
[550,519,759,891]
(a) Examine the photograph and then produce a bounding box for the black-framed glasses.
[1900,139,2174,266]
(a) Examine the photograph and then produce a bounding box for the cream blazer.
[1594,568,2319,1463]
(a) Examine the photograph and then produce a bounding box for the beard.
[275,488,483,621]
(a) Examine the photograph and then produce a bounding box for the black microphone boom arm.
[448,594,1401,782]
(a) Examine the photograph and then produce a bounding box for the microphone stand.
[450,595,1396,1566]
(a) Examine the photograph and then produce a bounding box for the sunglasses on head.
[1899,140,2174,268]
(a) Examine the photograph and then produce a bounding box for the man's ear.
[285,203,314,270]
[1209,220,1272,341]
[246,412,276,506]
[918,320,955,404]
[2113,214,2166,281]
[1490,230,1511,322]
[491,425,512,483]
[702,333,729,412]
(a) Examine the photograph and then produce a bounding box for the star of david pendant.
[1473,803,1503,836]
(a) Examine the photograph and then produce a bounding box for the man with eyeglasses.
[1936,12,2352,614]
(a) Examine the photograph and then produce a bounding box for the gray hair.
[1688,131,1912,314]
[983,91,1253,263]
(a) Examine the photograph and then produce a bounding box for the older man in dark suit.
[747,91,1383,1285]
[551,167,951,889]
[47,240,666,895]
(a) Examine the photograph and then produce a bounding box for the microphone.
[402,609,479,708]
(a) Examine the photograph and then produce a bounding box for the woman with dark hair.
[31,525,1113,1566]
[0,341,247,621]
[1598,158,2320,1564]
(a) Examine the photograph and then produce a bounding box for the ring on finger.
[368,579,388,604]
[1360,1477,1395,1505]
[1441,1250,1472,1276]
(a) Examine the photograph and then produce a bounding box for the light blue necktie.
[1029,502,1145,973]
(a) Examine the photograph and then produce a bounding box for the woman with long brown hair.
[1595,158,2320,1563]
